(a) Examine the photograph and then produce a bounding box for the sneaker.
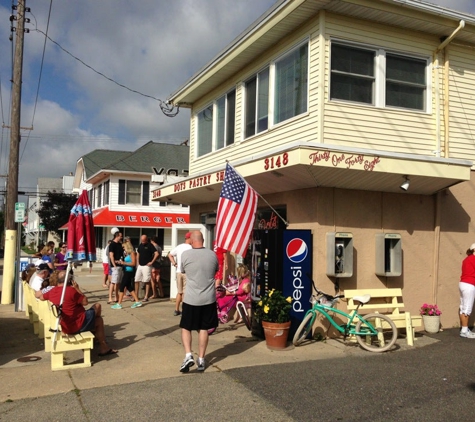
[197,359,205,372]
[174,310,181,316]
[111,303,122,310]
[131,302,142,309]
[460,330,475,338]
[180,355,195,373]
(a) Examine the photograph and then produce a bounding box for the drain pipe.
[433,20,465,158]
[432,20,465,306]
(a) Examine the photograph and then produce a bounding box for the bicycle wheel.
[236,301,251,330]
[292,312,315,346]
[355,313,397,353]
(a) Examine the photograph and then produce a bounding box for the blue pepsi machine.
[251,229,312,336]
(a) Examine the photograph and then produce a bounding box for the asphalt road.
[0,328,473,422]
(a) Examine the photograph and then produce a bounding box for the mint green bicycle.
[293,282,397,353]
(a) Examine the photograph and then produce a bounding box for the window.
[274,43,308,124]
[96,184,102,208]
[330,42,427,111]
[244,42,308,139]
[197,89,236,157]
[245,68,269,137]
[118,180,150,205]
[103,180,110,206]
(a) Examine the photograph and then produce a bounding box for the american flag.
[216,163,258,257]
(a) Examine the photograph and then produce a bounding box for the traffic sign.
[15,202,25,210]
[15,209,25,223]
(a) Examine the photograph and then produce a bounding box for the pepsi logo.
[286,238,308,263]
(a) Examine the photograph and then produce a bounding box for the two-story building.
[72,141,190,255]
[153,0,475,328]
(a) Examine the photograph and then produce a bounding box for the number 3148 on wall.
[264,152,289,170]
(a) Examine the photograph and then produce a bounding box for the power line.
[20,0,53,162]
[33,28,180,118]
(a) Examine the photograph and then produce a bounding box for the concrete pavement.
[0,270,442,421]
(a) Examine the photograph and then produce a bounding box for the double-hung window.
[244,41,308,139]
[118,180,150,206]
[197,89,236,157]
[330,42,428,111]
[103,180,110,206]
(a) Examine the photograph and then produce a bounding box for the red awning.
[60,207,189,229]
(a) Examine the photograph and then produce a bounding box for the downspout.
[432,20,465,305]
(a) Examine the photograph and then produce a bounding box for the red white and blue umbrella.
[66,190,96,262]
[53,190,96,345]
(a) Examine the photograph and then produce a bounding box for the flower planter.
[422,315,440,333]
[262,321,291,349]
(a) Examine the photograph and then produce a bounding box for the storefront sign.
[309,151,381,171]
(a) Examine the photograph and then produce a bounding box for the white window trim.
[330,38,432,114]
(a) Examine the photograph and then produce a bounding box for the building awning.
[60,207,189,229]
[151,142,473,206]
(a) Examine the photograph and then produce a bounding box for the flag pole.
[255,192,289,227]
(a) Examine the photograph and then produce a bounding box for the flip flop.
[107,301,117,304]
[98,349,118,357]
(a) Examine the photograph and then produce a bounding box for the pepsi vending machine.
[252,229,312,337]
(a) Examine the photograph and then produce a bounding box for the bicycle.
[292,281,398,353]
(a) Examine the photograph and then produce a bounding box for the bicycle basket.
[315,295,338,307]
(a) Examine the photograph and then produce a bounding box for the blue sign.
[282,230,312,336]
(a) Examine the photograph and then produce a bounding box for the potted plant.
[420,303,442,333]
[254,289,292,349]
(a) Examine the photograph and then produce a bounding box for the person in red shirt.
[39,271,117,356]
[459,242,475,338]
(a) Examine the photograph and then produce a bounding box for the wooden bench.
[23,282,95,370]
[344,288,422,346]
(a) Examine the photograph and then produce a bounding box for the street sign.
[15,202,25,210]
[15,209,25,223]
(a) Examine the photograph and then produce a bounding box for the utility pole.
[2,0,26,305]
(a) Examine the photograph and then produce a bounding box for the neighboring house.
[71,141,190,257]
[152,0,475,328]
[24,175,74,248]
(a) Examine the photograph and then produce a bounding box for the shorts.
[176,272,187,294]
[179,302,218,331]
[460,281,475,315]
[103,263,110,275]
[80,308,96,332]
[111,267,123,285]
[135,265,152,283]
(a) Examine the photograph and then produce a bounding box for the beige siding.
[446,44,475,161]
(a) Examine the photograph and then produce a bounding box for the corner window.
[330,42,427,111]
[197,89,236,157]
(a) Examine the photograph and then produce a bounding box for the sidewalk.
[0,271,439,403]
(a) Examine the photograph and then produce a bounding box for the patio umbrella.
[52,190,97,344]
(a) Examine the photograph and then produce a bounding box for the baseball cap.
[35,260,49,271]
[111,227,119,235]
[185,232,191,239]
[470,243,475,251]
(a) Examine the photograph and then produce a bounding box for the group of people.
[102,229,164,309]
[25,229,252,372]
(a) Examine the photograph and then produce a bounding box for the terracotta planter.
[262,321,291,349]
[422,315,440,333]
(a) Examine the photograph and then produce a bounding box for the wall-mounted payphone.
[375,233,402,277]
[326,232,353,277]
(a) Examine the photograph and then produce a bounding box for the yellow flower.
[264,305,269,314]
[286,296,292,303]
[258,301,263,307]
[269,289,274,297]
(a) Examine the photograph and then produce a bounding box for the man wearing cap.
[108,230,123,304]
[30,261,50,292]
[459,242,475,338]
[169,232,192,316]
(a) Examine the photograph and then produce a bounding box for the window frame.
[118,179,149,205]
[329,40,430,112]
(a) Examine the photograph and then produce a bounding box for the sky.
[0,0,474,201]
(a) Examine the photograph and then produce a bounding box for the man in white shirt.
[169,232,192,316]
[29,262,50,292]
